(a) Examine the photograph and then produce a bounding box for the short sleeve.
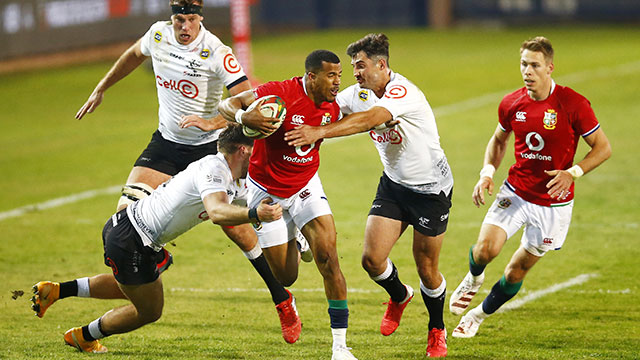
[139,24,157,57]
[375,83,414,120]
[210,45,249,90]
[498,96,513,133]
[194,159,231,200]
[572,98,600,137]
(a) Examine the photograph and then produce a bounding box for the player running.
[285,34,452,358]
[31,125,287,353]
[448,36,611,338]
[218,50,357,360]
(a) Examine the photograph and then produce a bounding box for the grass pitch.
[1,26,639,359]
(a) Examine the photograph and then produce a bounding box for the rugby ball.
[242,95,286,139]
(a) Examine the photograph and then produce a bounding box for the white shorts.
[483,184,573,257]
[246,172,332,248]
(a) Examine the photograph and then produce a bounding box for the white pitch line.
[3,60,640,222]
[496,273,599,313]
[0,185,121,221]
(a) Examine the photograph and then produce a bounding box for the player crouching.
[30,124,287,352]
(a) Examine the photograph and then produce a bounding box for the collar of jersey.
[168,23,206,51]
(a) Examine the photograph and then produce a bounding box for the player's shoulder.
[554,84,591,107]
[144,21,171,40]
[257,77,301,98]
[201,28,226,52]
[383,72,423,99]
[338,83,370,100]
[500,87,528,108]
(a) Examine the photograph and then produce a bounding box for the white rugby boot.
[449,271,484,315]
[452,306,486,338]
[331,345,358,360]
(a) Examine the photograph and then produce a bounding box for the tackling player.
[448,36,611,338]
[31,125,283,353]
[69,0,295,341]
[285,34,452,358]
[218,50,357,360]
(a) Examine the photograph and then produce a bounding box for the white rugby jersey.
[126,153,243,250]
[337,72,453,195]
[140,21,248,145]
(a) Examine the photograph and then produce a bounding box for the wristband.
[248,207,259,222]
[234,109,245,124]
[566,164,584,179]
[479,164,496,179]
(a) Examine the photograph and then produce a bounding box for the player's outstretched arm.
[75,39,147,120]
[472,125,510,207]
[204,193,282,226]
[545,127,611,199]
[285,106,392,146]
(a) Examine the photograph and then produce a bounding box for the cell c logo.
[223,53,241,73]
[525,131,545,151]
[178,79,199,99]
[384,85,407,99]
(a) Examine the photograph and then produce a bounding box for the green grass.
[1,25,639,359]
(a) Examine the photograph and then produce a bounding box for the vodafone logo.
[156,75,199,99]
[223,53,241,73]
[384,85,407,99]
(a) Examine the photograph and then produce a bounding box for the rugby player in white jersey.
[40,0,299,346]
[285,34,452,358]
[30,124,283,353]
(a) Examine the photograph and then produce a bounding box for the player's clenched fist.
[256,197,282,222]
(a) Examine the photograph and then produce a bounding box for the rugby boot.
[31,281,60,318]
[452,309,484,338]
[380,284,414,336]
[426,327,447,357]
[449,272,484,315]
[275,289,301,343]
[64,327,107,353]
[156,247,173,273]
[331,345,358,360]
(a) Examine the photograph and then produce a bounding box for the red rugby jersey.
[498,83,600,206]
[248,77,340,197]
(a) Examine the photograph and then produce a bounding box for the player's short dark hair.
[305,50,340,74]
[217,123,253,155]
[346,33,390,64]
[521,36,554,63]
[169,0,203,7]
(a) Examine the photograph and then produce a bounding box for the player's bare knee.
[473,240,498,264]
[360,254,383,275]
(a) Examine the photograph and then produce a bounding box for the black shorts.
[102,209,161,285]
[368,173,453,236]
[133,130,218,176]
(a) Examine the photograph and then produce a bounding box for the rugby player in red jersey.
[448,36,611,338]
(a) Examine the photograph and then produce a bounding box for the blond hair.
[520,36,554,63]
